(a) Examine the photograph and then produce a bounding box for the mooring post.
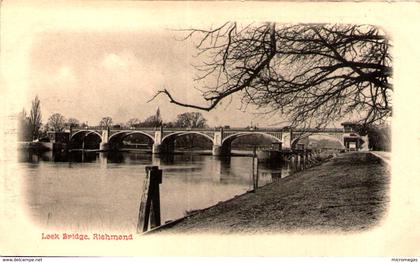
[255,158,259,191]
[290,155,295,170]
[137,166,162,233]
[307,151,311,165]
[252,146,259,192]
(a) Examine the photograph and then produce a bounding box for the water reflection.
[17,150,303,232]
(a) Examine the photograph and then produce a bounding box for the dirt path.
[150,152,390,234]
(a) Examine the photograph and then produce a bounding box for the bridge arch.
[70,130,102,149]
[70,130,102,141]
[222,132,283,145]
[108,131,155,150]
[219,132,283,155]
[159,131,214,153]
[291,133,345,149]
[161,131,214,145]
[109,131,155,142]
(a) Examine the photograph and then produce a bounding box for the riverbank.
[149,152,390,234]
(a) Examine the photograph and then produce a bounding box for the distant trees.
[231,134,275,150]
[67,118,80,128]
[124,110,209,130]
[126,118,140,127]
[17,95,213,146]
[174,112,207,128]
[17,96,42,141]
[139,108,162,128]
[125,110,209,130]
[354,123,391,151]
[99,116,113,128]
[47,113,66,132]
[29,96,42,140]
[142,115,162,128]
[171,112,209,149]
[17,109,32,141]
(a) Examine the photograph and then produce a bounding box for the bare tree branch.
[151,23,392,127]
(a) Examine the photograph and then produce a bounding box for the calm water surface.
[18,150,296,233]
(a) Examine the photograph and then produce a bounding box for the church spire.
[155,106,162,126]
[156,106,160,119]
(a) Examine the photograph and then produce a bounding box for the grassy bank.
[150,152,390,234]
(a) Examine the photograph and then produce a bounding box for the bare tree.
[67,118,80,128]
[174,112,208,128]
[47,113,66,132]
[99,116,113,128]
[142,115,162,128]
[29,95,42,139]
[18,108,32,141]
[152,23,391,127]
[172,112,209,150]
[127,118,140,127]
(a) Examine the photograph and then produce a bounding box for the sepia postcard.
[0,0,419,258]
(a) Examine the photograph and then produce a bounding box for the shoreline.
[146,152,390,234]
[144,153,330,234]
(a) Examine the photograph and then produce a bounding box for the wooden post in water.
[297,153,300,164]
[137,166,162,233]
[82,134,85,151]
[252,146,259,192]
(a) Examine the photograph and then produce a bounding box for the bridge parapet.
[72,126,293,134]
[293,128,344,133]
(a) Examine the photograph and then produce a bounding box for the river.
[17,150,298,233]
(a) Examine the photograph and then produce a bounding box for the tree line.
[18,96,208,141]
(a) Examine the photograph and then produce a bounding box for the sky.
[0,2,297,129]
[23,28,285,128]
[1,1,402,130]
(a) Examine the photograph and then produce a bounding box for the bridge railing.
[71,126,161,132]
[71,126,286,132]
[71,126,344,133]
[294,128,344,133]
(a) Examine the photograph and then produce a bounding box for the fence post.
[137,166,162,233]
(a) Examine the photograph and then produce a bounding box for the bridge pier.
[212,128,231,156]
[293,154,299,169]
[294,154,301,171]
[152,154,162,166]
[100,128,110,151]
[152,144,162,154]
[99,142,109,151]
[152,127,165,154]
[153,141,175,154]
[212,145,222,156]
[212,144,231,156]
[281,128,293,150]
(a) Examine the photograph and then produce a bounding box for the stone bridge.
[68,123,367,156]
